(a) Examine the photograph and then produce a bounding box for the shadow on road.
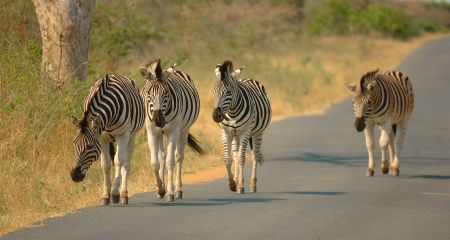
[411,175,450,180]
[283,191,347,196]
[270,152,363,166]
[208,197,286,203]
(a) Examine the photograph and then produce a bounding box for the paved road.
[4,37,450,240]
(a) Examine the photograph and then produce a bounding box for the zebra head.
[140,59,169,128]
[69,115,102,182]
[345,70,379,132]
[212,60,237,123]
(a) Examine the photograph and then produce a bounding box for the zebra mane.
[145,59,163,81]
[78,74,110,131]
[220,60,233,80]
[360,69,380,92]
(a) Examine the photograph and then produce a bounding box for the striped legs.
[250,134,263,193]
[364,122,376,176]
[147,126,166,199]
[99,133,132,205]
[100,140,113,205]
[175,131,189,200]
[236,131,251,194]
[165,129,180,202]
[221,129,236,192]
[380,122,399,176]
[112,133,131,204]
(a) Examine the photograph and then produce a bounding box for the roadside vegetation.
[0,0,449,235]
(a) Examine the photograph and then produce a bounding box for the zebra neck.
[229,86,249,113]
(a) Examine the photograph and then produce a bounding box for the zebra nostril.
[153,110,165,128]
[354,117,366,132]
[70,166,85,182]
[212,107,223,123]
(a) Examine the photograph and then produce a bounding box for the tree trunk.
[33,0,96,85]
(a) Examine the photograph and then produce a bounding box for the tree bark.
[33,0,96,84]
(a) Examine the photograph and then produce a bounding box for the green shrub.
[305,0,447,39]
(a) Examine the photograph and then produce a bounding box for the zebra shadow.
[280,191,347,196]
[120,197,285,208]
[270,152,364,166]
[410,175,450,180]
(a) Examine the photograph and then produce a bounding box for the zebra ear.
[231,66,245,78]
[148,59,163,81]
[367,80,377,91]
[344,83,357,92]
[139,67,149,79]
[69,116,80,127]
[91,115,102,132]
[215,64,221,79]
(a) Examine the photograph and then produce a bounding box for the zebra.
[212,60,272,194]
[69,74,145,205]
[140,59,204,202]
[345,69,414,176]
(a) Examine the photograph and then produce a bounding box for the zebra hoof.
[120,197,128,205]
[166,194,175,202]
[100,198,110,206]
[366,170,374,177]
[157,189,166,199]
[175,191,183,199]
[391,169,400,176]
[228,180,237,192]
[381,167,389,174]
[250,186,257,193]
[111,194,120,204]
[237,187,245,194]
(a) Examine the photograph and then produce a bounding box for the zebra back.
[364,70,414,123]
[81,74,145,135]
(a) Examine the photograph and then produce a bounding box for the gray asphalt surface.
[3,36,450,240]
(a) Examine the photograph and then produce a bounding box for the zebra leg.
[237,133,250,194]
[221,129,236,192]
[165,130,180,202]
[391,121,408,176]
[232,136,240,185]
[388,129,398,176]
[175,131,188,199]
[250,134,263,193]
[100,140,112,205]
[111,133,130,203]
[364,123,376,176]
[379,124,392,175]
[158,136,166,197]
[147,127,165,199]
[118,133,136,205]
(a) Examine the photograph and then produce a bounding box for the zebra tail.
[109,142,115,162]
[187,133,206,156]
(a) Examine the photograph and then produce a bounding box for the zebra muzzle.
[70,166,86,182]
[354,117,366,132]
[212,107,227,123]
[153,110,166,128]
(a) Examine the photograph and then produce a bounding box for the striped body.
[140,59,203,201]
[346,70,414,176]
[70,74,144,205]
[213,60,271,193]
[365,71,414,124]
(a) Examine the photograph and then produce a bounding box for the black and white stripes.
[212,60,271,194]
[70,74,144,205]
[140,59,203,202]
[346,69,414,176]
